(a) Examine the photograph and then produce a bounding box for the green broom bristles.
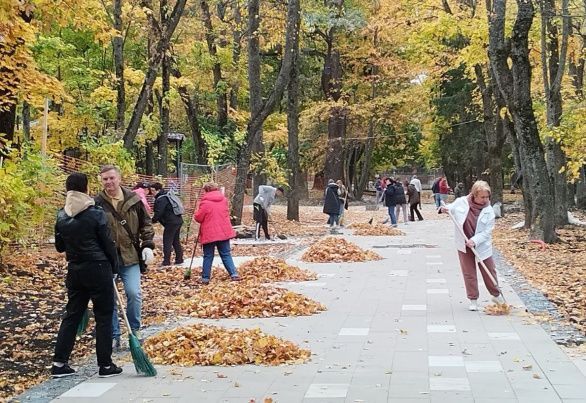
[128,333,157,377]
[76,309,90,337]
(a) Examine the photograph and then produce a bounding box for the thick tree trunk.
[113,0,125,131]
[157,54,170,176]
[577,166,586,208]
[146,141,154,175]
[201,0,228,128]
[322,47,345,181]
[474,64,505,207]
[230,0,242,109]
[541,0,570,226]
[123,0,187,149]
[488,0,557,242]
[286,41,301,221]
[230,0,301,224]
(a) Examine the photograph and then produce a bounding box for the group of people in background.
[323,179,349,228]
[374,175,424,226]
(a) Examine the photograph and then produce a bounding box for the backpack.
[165,191,185,215]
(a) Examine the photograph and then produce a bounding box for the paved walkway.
[47,217,586,402]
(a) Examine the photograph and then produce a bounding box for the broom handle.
[444,207,500,291]
[186,232,200,273]
[112,278,134,335]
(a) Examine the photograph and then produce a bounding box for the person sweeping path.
[253,185,284,241]
[151,182,184,267]
[51,173,122,378]
[194,183,241,284]
[439,180,504,311]
[323,179,341,228]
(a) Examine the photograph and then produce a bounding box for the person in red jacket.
[194,183,241,284]
[439,175,451,204]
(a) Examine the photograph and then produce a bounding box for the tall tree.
[287,29,301,221]
[123,0,187,149]
[540,0,570,225]
[112,0,126,131]
[487,0,557,242]
[230,0,301,224]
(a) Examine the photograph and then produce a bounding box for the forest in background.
[1,0,586,252]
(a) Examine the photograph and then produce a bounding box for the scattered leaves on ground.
[144,324,311,366]
[494,212,586,334]
[173,282,326,319]
[484,303,512,316]
[301,237,382,262]
[349,223,405,236]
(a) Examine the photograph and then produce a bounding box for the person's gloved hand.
[141,247,155,265]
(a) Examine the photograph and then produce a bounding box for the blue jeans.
[387,205,397,225]
[434,193,441,208]
[112,263,141,339]
[202,240,238,281]
[327,214,339,226]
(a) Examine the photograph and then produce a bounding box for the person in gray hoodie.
[52,172,122,378]
[253,185,284,241]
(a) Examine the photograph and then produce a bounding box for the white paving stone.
[59,383,117,398]
[301,282,327,287]
[304,383,349,398]
[389,270,409,277]
[426,261,444,265]
[402,305,427,311]
[429,356,465,367]
[488,332,521,341]
[426,278,447,284]
[426,255,442,259]
[397,249,412,254]
[427,288,449,294]
[465,361,503,373]
[339,328,370,336]
[429,377,471,391]
[428,325,457,333]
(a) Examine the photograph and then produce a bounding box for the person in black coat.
[151,182,184,266]
[52,172,122,378]
[383,178,398,226]
[323,179,341,227]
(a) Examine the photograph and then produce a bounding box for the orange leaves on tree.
[301,237,382,263]
[144,324,311,366]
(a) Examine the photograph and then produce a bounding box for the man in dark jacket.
[52,172,123,378]
[383,178,398,226]
[151,182,184,266]
[95,165,155,349]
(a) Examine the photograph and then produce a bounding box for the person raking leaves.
[439,180,505,311]
[51,173,122,378]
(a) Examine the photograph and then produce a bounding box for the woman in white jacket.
[440,181,504,311]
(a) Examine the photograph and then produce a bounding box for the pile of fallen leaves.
[144,324,311,366]
[173,282,326,319]
[494,212,586,334]
[0,250,94,400]
[484,303,512,316]
[301,237,382,262]
[349,223,405,236]
[214,257,318,282]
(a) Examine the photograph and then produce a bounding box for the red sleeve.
[194,202,206,223]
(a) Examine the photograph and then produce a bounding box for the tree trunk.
[488,0,557,242]
[157,53,170,176]
[474,64,505,207]
[201,0,228,129]
[286,39,301,221]
[113,0,125,131]
[230,0,301,224]
[577,166,586,208]
[541,0,570,226]
[0,104,16,154]
[146,141,154,175]
[22,102,30,143]
[322,46,345,181]
[230,0,242,109]
[123,0,187,149]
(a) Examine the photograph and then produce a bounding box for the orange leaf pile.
[214,257,318,282]
[174,282,326,318]
[484,303,512,316]
[349,223,405,236]
[144,324,311,366]
[301,237,382,262]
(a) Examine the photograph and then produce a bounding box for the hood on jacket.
[202,189,226,203]
[64,191,95,217]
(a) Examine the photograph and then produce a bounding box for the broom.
[183,232,200,280]
[112,280,157,376]
[76,309,90,337]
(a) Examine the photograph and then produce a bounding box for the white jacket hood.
[64,191,95,217]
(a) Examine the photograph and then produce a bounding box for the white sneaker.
[468,300,478,311]
[491,295,505,304]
